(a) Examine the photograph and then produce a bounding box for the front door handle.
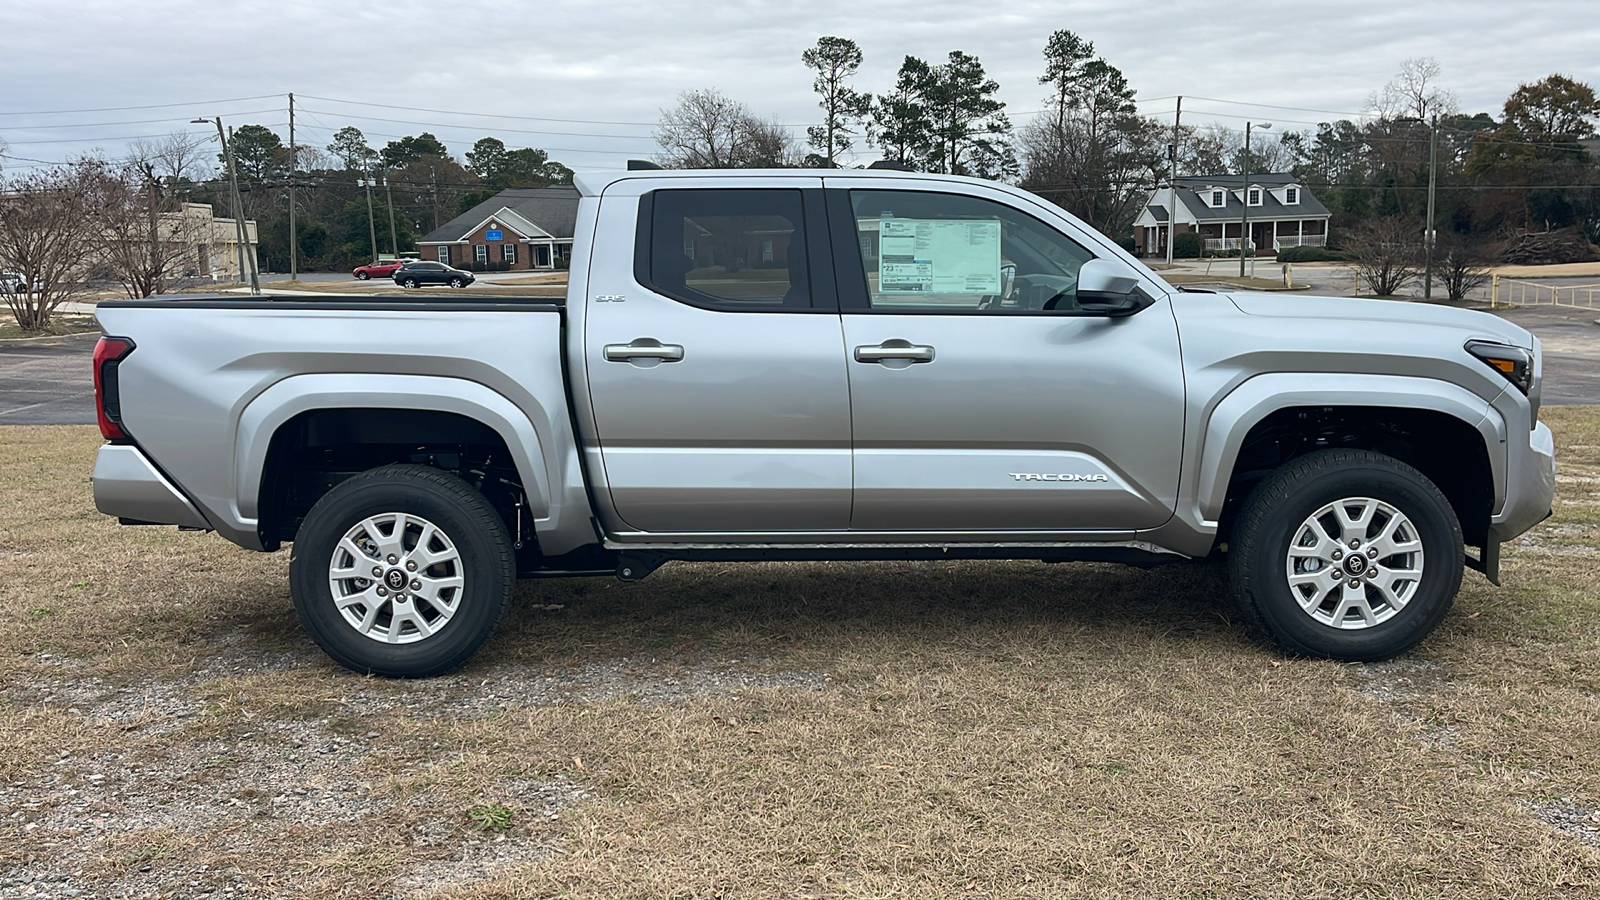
[604,338,684,363]
[854,339,935,365]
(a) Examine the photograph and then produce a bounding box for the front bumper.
[92,444,211,530]
[1491,420,1556,543]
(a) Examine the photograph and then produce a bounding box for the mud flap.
[1465,538,1500,586]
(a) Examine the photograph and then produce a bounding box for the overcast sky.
[4,0,1598,175]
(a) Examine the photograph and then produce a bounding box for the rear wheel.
[289,465,514,677]
[1230,449,1462,661]
[402,277,418,289]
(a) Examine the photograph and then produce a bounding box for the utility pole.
[143,164,159,295]
[1240,121,1270,278]
[1423,113,1438,300]
[361,168,378,262]
[288,92,297,283]
[383,173,398,256]
[196,116,258,294]
[226,126,261,295]
[1165,96,1182,267]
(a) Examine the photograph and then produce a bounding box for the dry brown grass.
[2,412,1599,897]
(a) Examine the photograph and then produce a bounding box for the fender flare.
[234,373,553,527]
[1192,373,1505,526]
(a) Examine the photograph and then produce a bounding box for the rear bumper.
[1491,420,1555,544]
[92,444,211,530]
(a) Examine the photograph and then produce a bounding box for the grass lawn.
[1,410,1598,897]
[0,315,99,341]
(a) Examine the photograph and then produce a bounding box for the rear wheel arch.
[236,375,554,551]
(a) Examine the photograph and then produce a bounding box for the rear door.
[582,177,853,534]
[827,179,1185,533]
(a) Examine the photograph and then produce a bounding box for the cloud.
[3,0,1597,172]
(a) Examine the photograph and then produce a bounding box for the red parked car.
[352,260,410,280]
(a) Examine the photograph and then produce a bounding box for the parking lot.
[0,332,97,426]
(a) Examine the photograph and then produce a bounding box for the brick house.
[1132,174,1331,258]
[416,185,578,271]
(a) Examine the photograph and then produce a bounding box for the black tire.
[355,271,370,280]
[402,277,418,289]
[1230,449,1463,661]
[449,277,464,288]
[289,464,514,677]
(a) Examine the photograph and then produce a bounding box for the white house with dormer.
[1133,174,1331,258]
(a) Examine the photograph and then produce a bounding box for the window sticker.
[878,218,1002,294]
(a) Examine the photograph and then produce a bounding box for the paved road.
[0,332,98,425]
[1493,305,1600,406]
[1,304,1595,428]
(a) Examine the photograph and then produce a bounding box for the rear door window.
[637,189,821,311]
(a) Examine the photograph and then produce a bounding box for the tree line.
[3,32,1598,331]
[0,125,577,329]
[659,34,1600,275]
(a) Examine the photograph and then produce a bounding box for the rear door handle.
[854,339,935,364]
[604,338,684,363]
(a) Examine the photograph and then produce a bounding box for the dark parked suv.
[393,262,475,289]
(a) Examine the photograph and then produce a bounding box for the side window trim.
[630,188,838,314]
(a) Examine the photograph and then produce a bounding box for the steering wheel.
[1041,290,1073,311]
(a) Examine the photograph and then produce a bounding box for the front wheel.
[289,465,515,677]
[448,277,465,288]
[1230,449,1463,661]
[355,271,370,280]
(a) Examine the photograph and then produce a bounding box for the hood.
[1224,292,1534,350]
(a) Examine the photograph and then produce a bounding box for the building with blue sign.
[416,185,578,270]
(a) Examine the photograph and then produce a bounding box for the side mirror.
[1075,258,1155,318]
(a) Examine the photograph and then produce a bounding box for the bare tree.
[1369,58,1459,121]
[0,163,90,331]
[1437,233,1492,301]
[1348,217,1421,296]
[655,89,798,169]
[128,131,211,190]
[81,160,201,299]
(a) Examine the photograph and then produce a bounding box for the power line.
[0,109,281,130]
[0,94,284,117]
[1155,94,1369,118]
[300,93,662,128]
[296,106,655,141]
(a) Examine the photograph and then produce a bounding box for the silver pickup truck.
[91,167,1555,676]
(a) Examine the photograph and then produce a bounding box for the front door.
[583,178,852,534]
[828,182,1185,534]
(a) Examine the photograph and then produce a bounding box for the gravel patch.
[1531,799,1600,845]
[2,644,825,898]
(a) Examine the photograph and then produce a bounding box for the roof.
[419,185,580,244]
[1146,204,1168,222]
[1167,174,1330,223]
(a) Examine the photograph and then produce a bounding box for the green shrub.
[1173,232,1203,258]
[1275,245,1349,262]
[1116,236,1137,254]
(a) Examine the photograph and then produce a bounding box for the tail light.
[93,336,135,440]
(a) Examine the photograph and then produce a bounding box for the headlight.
[1465,340,1533,395]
